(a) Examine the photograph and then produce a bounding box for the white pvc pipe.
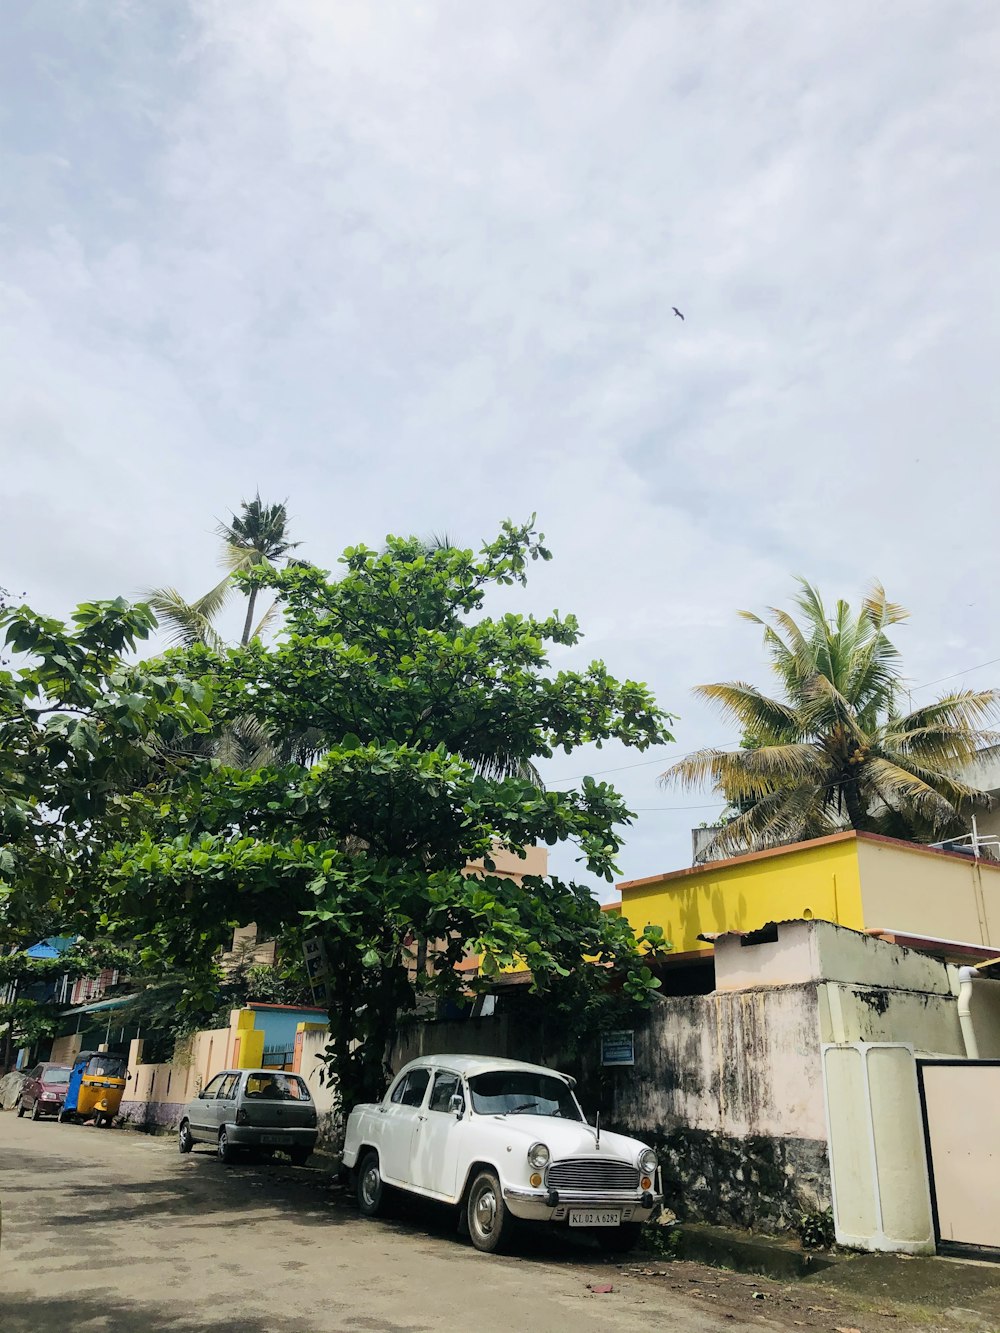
[957,966,980,1060]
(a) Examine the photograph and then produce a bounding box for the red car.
[16,1062,72,1120]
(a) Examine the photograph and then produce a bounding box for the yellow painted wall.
[618,836,865,956]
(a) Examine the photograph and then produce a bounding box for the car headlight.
[638,1147,658,1175]
[527,1142,550,1169]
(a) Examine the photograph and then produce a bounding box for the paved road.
[5,1112,977,1333]
[0,1111,739,1333]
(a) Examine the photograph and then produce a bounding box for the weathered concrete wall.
[391,1014,512,1070]
[968,975,1000,1057]
[817,981,965,1054]
[583,986,830,1232]
[294,1028,339,1147]
[595,987,826,1141]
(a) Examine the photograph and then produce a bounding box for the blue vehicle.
[58,1050,128,1126]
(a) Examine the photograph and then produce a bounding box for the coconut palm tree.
[217,494,300,646]
[148,494,299,650]
[146,495,307,768]
[662,580,999,858]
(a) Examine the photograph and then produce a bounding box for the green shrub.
[798,1207,835,1249]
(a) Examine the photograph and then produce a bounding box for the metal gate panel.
[822,1043,935,1253]
[917,1060,1000,1258]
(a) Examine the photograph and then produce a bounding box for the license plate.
[260,1135,286,1145]
[569,1209,620,1228]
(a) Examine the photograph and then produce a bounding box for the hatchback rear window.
[243,1073,311,1101]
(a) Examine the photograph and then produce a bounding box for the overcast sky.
[3,2,999,895]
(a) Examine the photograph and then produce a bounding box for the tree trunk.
[1,978,19,1071]
[240,586,259,646]
[842,773,866,829]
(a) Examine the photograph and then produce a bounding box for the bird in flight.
[672,307,685,320]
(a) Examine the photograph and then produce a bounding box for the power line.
[547,741,731,784]
[629,803,727,812]
[548,648,998,790]
[908,655,1000,693]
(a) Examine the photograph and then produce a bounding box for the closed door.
[215,1073,242,1133]
[379,1067,431,1185]
[191,1073,228,1139]
[411,1071,464,1198]
[919,1060,1000,1253]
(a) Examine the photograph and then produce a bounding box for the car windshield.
[44,1066,71,1085]
[243,1073,310,1101]
[87,1056,126,1078]
[468,1071,582,1120]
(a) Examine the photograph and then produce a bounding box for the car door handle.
[417,1114,426,1121]
[377,1106,387,1113]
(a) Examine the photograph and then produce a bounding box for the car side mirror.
[126,1073,132,1082]
[449,1094,464,1118]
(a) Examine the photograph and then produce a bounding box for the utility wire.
[550,651,999,784]
[908,655,1000,693]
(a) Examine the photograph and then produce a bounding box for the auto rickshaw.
[58,1050,128,1126]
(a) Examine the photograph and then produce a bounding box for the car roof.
[212,1069,302,1078]
[393,1054,575,1085]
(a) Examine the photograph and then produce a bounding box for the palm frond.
[701,785,838,858]
[692,682,803,740]
[147,587,227,650]
[861,757,960,830]
[250,599,282,643]
[661,744,821,801]
[861,582,908,630]
[897,689,1000,736]
[192,575,235,621]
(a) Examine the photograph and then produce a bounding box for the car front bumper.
[223,1124,318,1151]
[502,1186,661,1224]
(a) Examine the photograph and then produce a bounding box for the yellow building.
[613,831,1000,966]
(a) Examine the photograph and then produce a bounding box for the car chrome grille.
[546,1158,640,1191]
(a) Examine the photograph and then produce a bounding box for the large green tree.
[101,520,673,1108]
[0,598,211,1063]
[663,580,998,857]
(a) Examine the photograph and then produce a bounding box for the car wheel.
[288,1148,311,1168]
[30,1100,42,1122]
[597,1223,641,1254]
[15,1099,25,1119]
[58,1108,71,1124]
[178,1120,194,1154]
[466,1169,516,1254]
[357,1151,388,1217]
[217,1128,236,1164]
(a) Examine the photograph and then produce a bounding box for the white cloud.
[2,0,998,884]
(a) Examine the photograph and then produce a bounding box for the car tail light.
[236,1109,248,1124]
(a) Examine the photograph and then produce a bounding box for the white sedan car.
[341,1054,661,1253]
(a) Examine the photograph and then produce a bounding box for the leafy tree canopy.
[663,579,998,857]
[101,519,674,1107]
[0,596,212,950]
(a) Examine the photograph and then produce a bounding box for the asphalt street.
[2,1112,988,1332]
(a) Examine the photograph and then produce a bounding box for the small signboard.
[601,1029,635,1067]
[302,937,330,1006]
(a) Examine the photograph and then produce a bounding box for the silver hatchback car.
[178,1068,318,1165]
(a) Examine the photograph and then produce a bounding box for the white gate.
[822,1043,935,1253]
